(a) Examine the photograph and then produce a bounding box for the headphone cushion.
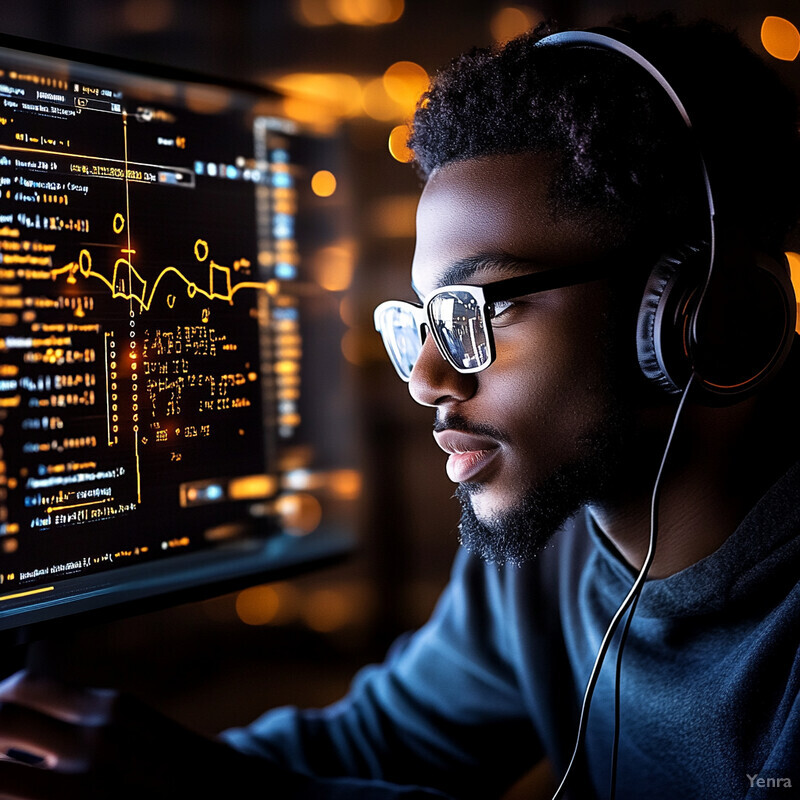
[636,250,689,395]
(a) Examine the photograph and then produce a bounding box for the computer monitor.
[0,33,357,642]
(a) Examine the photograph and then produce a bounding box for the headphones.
[537,29,797,406]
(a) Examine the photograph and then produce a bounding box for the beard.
[454,395,634,568]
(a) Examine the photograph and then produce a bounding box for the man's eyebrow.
[411,254,539,300]
[437,253,533,286]
[437,254,539,289]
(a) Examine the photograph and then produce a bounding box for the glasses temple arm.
[481,260,613,303]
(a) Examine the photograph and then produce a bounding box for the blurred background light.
[328,468,362,500]
[294,0,403,27]
[341,328,364,364]
[293,0,337,26]
[490,5,544,43]
[274,72,363,120]
[787,251,800,333]
[312,240,357,291]
[760,15,800,61]
[361,76,403,121]
[236,584,281,625]
[388,123,413,162]
[302,585,371,631]
[311,169,338,197]
[369,193,417,237]
[339,295,357,327]
[382,61,429,117]
[275,492,323,535]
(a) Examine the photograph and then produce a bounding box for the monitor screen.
[0,34,357,640]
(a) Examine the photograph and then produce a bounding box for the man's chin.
[455,482,566,567]
[451,375,634,567]
[457,481,512,522]
[453,439,622,566]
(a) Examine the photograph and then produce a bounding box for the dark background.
[1,1,797,794]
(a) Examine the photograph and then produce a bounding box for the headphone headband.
[532,28,796,403]
[534,29,716,219]
[537,31,691,123]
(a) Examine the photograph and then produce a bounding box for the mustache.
[433,411,508,444]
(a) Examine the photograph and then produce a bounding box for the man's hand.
[0,670,455,799]
[0,669,282,799]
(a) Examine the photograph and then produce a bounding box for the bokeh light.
[761,16,800,61]
[2,537,18,554]
[275,492,323,535]
[312,240,357,291]
[786,251,800,334]
[236,584,280,625]
[490,5,544,43]
[382,61,429,117]
[361,77,401,121]
[341,328,363,365]
[370,194,417,237]
[388,124,413,163]
[311,169,337,197]
[295,0,403,26]
[329,468,362,500]
[294,0,336,25]
[273,73,363,120]
[339,295,357,327]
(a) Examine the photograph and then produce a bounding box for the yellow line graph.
[0,586,54,603]
[46,499,112,513]
[50,239,279,312]
[123,111,133,316]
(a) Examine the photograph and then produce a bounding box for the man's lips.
[433,429,501,483]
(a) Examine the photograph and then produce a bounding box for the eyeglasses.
[374,260,611,381]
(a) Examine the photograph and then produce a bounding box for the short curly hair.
[409,14,800,254]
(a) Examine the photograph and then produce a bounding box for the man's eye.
[489,299,514,319]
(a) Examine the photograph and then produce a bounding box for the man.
[1,14,799,800]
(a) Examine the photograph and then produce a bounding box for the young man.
[1,15,799,800]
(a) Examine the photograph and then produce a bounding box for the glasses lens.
[377,303,423,380]
[428,290,489,371]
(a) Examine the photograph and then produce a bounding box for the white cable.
[551,372,697,799]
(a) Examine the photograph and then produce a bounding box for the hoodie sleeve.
[220,548,541,799]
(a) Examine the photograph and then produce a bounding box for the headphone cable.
[552,372,697,800]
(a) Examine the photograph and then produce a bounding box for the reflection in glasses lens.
[383,304,422,380]
[429,290,489,370]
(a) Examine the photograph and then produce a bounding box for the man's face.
[408,153,636,564]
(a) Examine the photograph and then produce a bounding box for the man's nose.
[407,333,477,407]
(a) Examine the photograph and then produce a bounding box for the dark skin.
[0,152,797,797]
[410,153,799,577]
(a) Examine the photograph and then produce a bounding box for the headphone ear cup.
[637,244,797,404]
[689,250,796,401]
[636,243,703,396]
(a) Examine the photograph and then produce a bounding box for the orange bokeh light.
[296,0,403,26]
[236,585,280,626]
[786,252,800,334]
[312,240,356,291]
[311,169,337,197]
[761,16,800,61]
[382,61,429,116]
[491,5,543,43]
[388,124,413,163]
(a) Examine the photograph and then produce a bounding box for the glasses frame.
[374,259,612,381]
